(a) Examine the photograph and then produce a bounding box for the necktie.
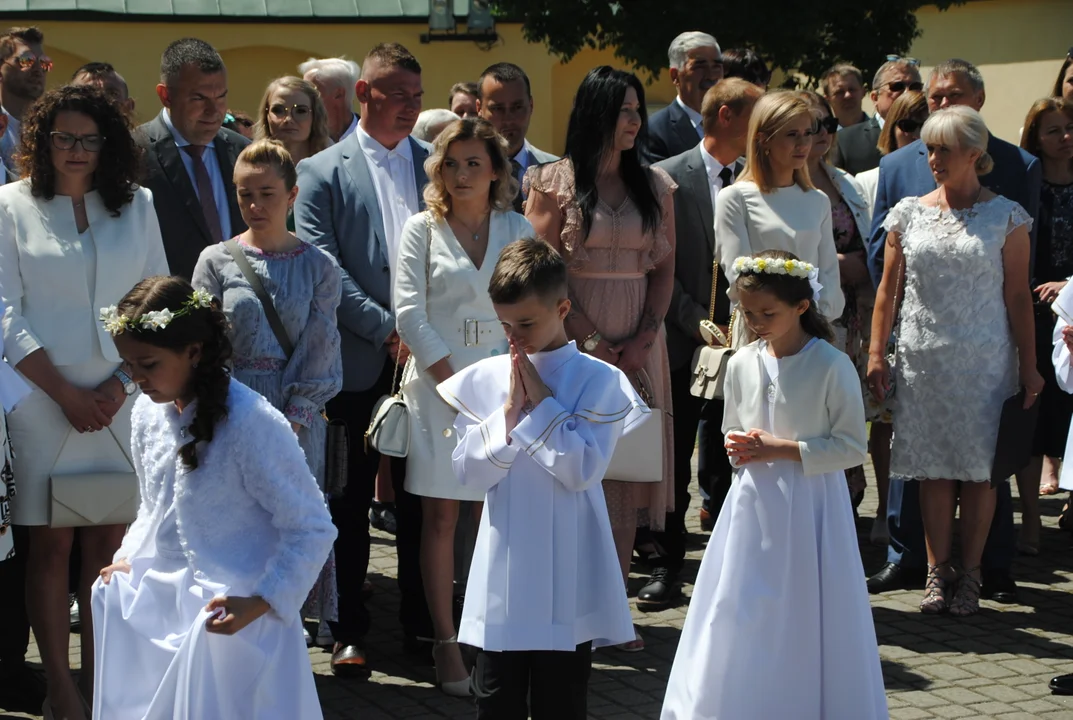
[182,145,223,244]
[511,159,524,213]
[718,166,734,189]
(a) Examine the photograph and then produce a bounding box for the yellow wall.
[14,0,1073,154]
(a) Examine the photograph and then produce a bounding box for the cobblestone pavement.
[4,466,1073,720]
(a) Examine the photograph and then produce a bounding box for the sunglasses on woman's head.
[895,118,924,134]
[6,52,52,72]
[814,116,839,135]
[885,81,924,94]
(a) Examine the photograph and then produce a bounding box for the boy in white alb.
[437,239,643,719]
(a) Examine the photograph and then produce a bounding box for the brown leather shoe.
[331,643,370,678]
[699,507,714,532]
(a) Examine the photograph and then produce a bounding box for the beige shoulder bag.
[689,264,735,401]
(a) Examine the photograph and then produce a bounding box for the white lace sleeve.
[1006,202,1033,236]
[881,197,916,235]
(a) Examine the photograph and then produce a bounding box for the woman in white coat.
[716,91,845,339]
[0,86,168,720]
[394,117,534,695]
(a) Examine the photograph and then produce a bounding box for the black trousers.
[0,524,30,666]
[651,365,733,570]
[326,363,431,645]
[474,643,592,720]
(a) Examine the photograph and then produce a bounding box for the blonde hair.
[739,91,814,193]
[920,106,994,176]
[236,138,297,190]
[255,76,332,157]
[423,117,517,218]
[878,90,928,155]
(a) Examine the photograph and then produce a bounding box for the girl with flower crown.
[91,276,337,720]
[661,249,888,720]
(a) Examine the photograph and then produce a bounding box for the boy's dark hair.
[733,249,834,343]
[116,276,232,471]
[488,238,568,305]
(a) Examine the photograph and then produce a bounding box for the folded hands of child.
[725,429,800,464]
[504,338,551,438]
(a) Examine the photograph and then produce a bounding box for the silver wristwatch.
[582,331,602,352]
[114,368,137,396]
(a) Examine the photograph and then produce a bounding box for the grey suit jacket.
[294,133,430,392]
[137,114,249,279]
[655,146,741,371]
[835,115,882,176]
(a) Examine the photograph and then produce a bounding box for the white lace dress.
[884,196,1032,482]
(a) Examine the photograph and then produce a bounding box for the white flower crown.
[100,288,215,337]
[732,256,823,302]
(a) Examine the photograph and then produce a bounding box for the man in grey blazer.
[476,62,557,211]
[137,38,248,279]
[836,59,922,176]
[294,42,432,677]
[639,79,761,607]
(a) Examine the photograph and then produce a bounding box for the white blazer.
[819,163,872,242]
[722,339,868,476]
[0,181,169,367]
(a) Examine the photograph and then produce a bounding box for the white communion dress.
[661,338,888,720]
[92,381,335,719]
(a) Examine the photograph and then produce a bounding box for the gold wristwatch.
[582,330,602,352]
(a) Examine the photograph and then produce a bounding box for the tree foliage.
[492,0,965,88]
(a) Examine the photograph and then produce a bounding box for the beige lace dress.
[526,160,676,530]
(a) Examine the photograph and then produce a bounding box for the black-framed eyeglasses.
[5,52,52,73]
[50,132,105,152]
[895,118,924,135]
[886,54,920,67]
[814,115,839,135]
[268,103,312,120]
[884,80,924,94]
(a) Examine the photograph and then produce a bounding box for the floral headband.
[100,289,214,337]
[732,256,823,302]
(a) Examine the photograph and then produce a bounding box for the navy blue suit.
[867,135,1041,574]
[641,100,701,165]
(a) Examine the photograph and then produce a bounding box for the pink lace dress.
[526,160,677,530]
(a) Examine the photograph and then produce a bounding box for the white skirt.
[661,460,888,720]
[92,555,323,720]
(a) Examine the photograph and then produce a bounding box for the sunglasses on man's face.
[895,118,924,134]
[814,115,839,135]
[885,81,924,94]
[6,52,52,72]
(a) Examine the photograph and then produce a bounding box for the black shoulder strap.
[223,239,295,360]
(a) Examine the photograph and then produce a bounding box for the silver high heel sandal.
[429,635,472,698]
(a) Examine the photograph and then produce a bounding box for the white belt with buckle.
[460,319,499,347]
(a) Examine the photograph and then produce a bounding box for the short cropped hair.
[160,38,224,86]
[928,58,985,93]
[821,63,863,96]
[488,239,568,305]
[872,59,921,91]
[236,138,298,191]
[0,26,43,62]
[721,48,771,87]
[449,81,479,105]
[299,56,361,106]
[413,108,460,142]
[701,77,762,136]
[920,105,994,175]
[477,62,531,98]
[668,31,720,70]
[363,43,421,76]
[71,61,129,98]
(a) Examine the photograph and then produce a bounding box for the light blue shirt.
[160,109,231,242]
[0,107,18,178]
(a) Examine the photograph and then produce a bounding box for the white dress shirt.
[356,124,419,292]
[876,113,886,130]
[339,113,359,142]
[699,147,734,212]
[675,96,704,139]
[160,109,231,242]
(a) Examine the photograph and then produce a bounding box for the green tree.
[492,0,964,88]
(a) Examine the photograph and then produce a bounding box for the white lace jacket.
[114,379,337,620]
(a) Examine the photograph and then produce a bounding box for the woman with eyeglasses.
[1016,98,1073,540]
[255,77,332,167]
[0,85,168,720]
[855,91,930,217]
[1052,49,1073,104]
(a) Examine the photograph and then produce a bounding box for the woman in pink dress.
[526,66,676,652]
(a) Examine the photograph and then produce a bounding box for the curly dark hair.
[116,276,233,471]
[17,84,142,216]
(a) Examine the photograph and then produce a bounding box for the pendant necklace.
[454,211,489,243]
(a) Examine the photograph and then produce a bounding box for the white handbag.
[690,264,736,400]
[605,371,663,483]
[365,357,410,458]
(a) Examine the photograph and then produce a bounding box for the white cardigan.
[722,339,867,476]
[715,181,845,320]
[0,181,169,367]
[114,380,337,620]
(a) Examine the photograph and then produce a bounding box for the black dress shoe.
[330,643,370,678]
[981,571,1018,603]
[638,566,682,607]
[866,562,925,594]
[1050,673,1073,695]
[0,661,47,712]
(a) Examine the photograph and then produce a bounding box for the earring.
[192,362,199,369]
